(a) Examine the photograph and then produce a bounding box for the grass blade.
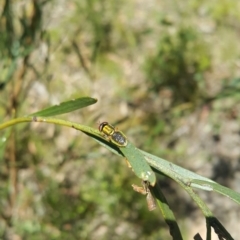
[28,97,97,117]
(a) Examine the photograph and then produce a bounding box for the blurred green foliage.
[145,26,211,106]
[1,0,240,239]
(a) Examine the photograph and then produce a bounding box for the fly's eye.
[98,122,109,132]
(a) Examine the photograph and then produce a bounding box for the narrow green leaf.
[207,217,234,240]
[120,143,156,186]
[151,182,183,239]
[190,179,240,205]
[28,97,97,117]
[141,150,216,184]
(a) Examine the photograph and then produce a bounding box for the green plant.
[145,26,211,106]
[1,97,239,239]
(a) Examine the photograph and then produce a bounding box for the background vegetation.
[1,0,240,239]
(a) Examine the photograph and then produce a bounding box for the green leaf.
[120,143,156,186]
[28,97,97,117]
[141,150,216,184]
[190,179,240,205]
[151,182,183,239]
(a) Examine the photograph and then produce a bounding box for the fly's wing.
[120,142,156,186]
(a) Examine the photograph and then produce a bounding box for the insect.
[132,181,157,211]
[99,122,156,186]
[98,122,127,147]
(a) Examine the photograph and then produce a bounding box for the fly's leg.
[125,158,132,169]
